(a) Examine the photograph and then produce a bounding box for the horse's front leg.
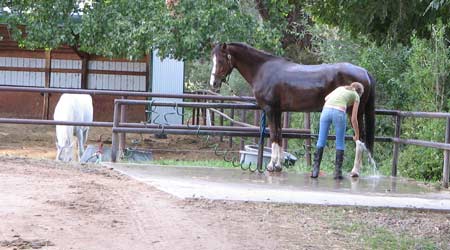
[76,127,85,161]
[266,110,283,172]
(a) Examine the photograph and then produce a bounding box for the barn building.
[0,24,184,123]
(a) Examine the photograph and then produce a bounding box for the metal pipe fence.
[110,99,311,163]
[0,86,256,102]
[0,86,449,187]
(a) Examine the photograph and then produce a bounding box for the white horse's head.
[56,141,74,162]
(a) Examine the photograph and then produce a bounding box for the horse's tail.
[365,72,376,154]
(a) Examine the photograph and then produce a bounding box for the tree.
[254,0,313,50]
[306,0,450,44]
[0,0,283,60]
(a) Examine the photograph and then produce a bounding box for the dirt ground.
[0,124,231,162]
[0,124,450,250]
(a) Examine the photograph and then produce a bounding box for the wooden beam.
[81,55,89,89]
[42,50,51,120]
[0,66,46,72]
[88,69,146,76]
[145,54,150,92]
[392,115,402,177]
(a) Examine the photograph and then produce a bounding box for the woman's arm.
[351,101,360,141]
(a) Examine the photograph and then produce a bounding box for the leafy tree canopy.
[306,0,450,44]
[0,0,283,60]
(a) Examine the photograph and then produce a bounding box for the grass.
[151,158,317,173]
[151,159,237,168]
[149,156,357,175]
[326,209,439,250]
[342,222,438,250]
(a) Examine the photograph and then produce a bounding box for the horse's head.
[210,43,234,92]
[56,141,74,162]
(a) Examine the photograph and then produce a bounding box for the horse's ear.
[220,43,227,51]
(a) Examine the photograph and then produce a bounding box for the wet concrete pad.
[103,163,450,211]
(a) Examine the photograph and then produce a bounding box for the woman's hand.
[351,101,360,142]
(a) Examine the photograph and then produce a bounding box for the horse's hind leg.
[358,112,365,142]
[266,110,283,172]
[56,146,61,161]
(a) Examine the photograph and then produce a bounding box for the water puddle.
[104,163,450,210]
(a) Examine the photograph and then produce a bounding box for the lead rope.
[250,110,267,173]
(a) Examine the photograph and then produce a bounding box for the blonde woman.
[311,82,364,179]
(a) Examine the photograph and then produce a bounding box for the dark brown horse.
[210,42,375,171]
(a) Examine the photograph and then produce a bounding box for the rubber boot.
[334,150,344,180]
[310,147,324,178]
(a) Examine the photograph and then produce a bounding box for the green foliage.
[393,23,450,181]
[156,0,283,60]
[2,0,283,60]
[306,0,450,44]
[400,118,446,181]
[3,0,83,49]
[184,59,251,96]
[401,23,450,112]
[313,24,410,109]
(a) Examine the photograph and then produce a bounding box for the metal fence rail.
[0,86,256,102]
[110,99,311,165]
[0,86,449,187]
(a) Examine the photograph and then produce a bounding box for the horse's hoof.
[350,172,359,178]
[266,164,275,172]
[334,175,344,180]
[274,165,283,172]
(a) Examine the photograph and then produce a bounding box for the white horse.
[54,94,93,162]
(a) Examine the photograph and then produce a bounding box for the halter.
[213,53,233,85]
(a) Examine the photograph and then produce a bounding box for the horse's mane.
[228,42,282,61]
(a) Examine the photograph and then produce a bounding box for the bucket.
[80,144,152,163]
[239,144,297,167]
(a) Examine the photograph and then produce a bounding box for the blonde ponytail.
[350,82,364,96]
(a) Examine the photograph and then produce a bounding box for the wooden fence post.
[443,118,450,188]
[392,114,402,177]
[42,50,51,120]
[282,112,290,151]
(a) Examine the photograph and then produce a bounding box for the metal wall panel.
[151,50,184,125]
[51,59,81,69]
[50,59,82,88]
[88,60,146,91]
[51,73,81,88]
[0,57,45,87]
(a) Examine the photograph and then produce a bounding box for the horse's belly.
[278,87,325,112]
[282,102,324,112]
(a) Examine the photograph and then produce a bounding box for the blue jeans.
[316,107,347,150]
